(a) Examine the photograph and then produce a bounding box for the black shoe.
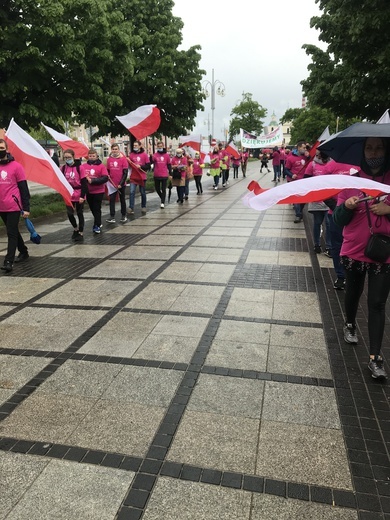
[368,357,387,379]
[1,261,13,273]
[185,196,188,200]
[324,248,332,258]
[314,245,322,254]
[74,232,84,242]
[71,230,79,240]
[14,252,29,263]
[333,278,345,290]
[294,217,303,223]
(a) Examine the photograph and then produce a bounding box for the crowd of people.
[1,133,389,381]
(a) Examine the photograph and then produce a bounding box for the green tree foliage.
[0,0,133,130]
[301,0,390,121]
[288,106,335,144]
[280,108,303,125]
[104,0,205,138]
[228,93,267,141]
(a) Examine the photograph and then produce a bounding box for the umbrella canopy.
[318,122,390,167]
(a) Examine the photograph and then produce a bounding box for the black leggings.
[0,211,28,263]
[345,267,390,356]
[66,202,84,232]
[194,176,203,193]
[109,187,126,217]
[86,193,104,227]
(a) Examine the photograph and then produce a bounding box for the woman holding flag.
[61,149,87,241]
[106,143,128,223]
[0,139,30,272]
[127,140,150,214]
[80,149,109,234]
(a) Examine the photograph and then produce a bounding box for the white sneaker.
[160,203,165,208]
[120,216,127,223]
[214,186,218,190]
[127,208,134,215]
[141,208,147,214]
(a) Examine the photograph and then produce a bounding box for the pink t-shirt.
[0,160,27,212]
[80,162,108,194]
[192,159,203,176]
[285,153,308,181]
[62,164,82,202]
[152,151,170,178]
[129,151,150,182]
[106,155,128,186]
[337,169,390,262]
[171,156,188,179]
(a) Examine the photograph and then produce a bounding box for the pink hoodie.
[337,169,390,262]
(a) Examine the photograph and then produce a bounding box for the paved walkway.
[0,162,389,520]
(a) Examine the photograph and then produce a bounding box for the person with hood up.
[80,148,109,234]
[127,140,150,214]
[152,140,171,208]
[0,139,30,272]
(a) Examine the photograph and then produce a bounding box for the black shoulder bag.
[364,199,390,263]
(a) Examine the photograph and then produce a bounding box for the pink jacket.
[337,169,390,262]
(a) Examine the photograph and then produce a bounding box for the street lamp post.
[202,69,226,141]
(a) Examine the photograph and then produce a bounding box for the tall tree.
[0,0,133,130]
[228,93,267,141]
[301,0,390,121]
[106,0,205,138]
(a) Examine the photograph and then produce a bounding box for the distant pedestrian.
[260,151,270,173]
[192,152,204,194]
[209,146,221,190]
[271,146,281,181]
[170,148,187,203]
[232,152,241,179]
[241,148,249,177]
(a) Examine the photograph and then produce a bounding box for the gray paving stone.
[0,277,63,303]
[273,291,322,323]
[77,328,148,357]
[82,259,165,278]
[270,324,327,350]
[143,477,251,520]
[68,400,164,456]
[0,355,52,392]
[113,245,181,260]
[262,381,340,428]
[51,245,122,258]
[214,320,271,345]
[5,458,134,520]
[125,281,187,310]
[136,234,192,246]
[35,360,122,398]
[192,236,249,248]
[168,410,259,473]
[206,339,268,371]
[0,394,97,444]
[252,494,358,520]
[268,344,332,379]
[0,452,49,520]
[151,315,209,338]
[188,374,264,418]
[256,420,353,489]
[101,366,183,407]
[134,334,199,363]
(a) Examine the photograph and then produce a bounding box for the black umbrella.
[318,122,390,166]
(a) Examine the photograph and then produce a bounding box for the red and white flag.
[41,123,89,158]
[244,176,389,212]
[377,109,390,124]
[211,138,217,147]
[116,105,161,140]
[6,119,73,205]
[179,134,201,152]
[225,141,240,159]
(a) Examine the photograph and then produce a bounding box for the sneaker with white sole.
[343,323,357,344]
[368,357,387,379]
[106,218,116,224]
[127,208,134,214]
[120,216,127,223]
[141,208,147,214]
[333,278,346,290]
[160,203,165,208]
[92,225,101,234]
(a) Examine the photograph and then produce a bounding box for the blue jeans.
[129,182,146,209]
[273,165,281,180]
[312,211,331,249]
[184,179,190,197]
[294,203,304,218]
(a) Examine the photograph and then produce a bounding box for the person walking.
[209,146,221,190]
[80,148,108,234]
[192,152,204,194]
[0,139,30,272]
[152,140,171,208]
[260,151,270,173]
[284,140,310,223]
[106,143,128,224]
[333,137,390,380]
[232,152,241,179]
[241,148,249,177]
[61,149,87,240]
[170,148,187,203]
[127,140,150,214]
[271,146,281,181]
[280,146,286,178]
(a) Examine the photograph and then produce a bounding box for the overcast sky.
[172,0,324,140]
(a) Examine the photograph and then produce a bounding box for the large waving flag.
[244,176,389,212]
[5,119,73,205]
[226,141,240,159]
[179,134,201,152]
[41,123,89,158]
[116,105,161,140]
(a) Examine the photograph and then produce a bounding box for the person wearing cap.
[170,148,187,203]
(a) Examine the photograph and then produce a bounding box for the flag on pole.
[178,134,201,152]
[225,141,240,159]
[99,137,111,147]
[116,105,161,140]
[318,126,331,142]
[41,123,89,158]
[5,119,74,205]
[377,110,390,124]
